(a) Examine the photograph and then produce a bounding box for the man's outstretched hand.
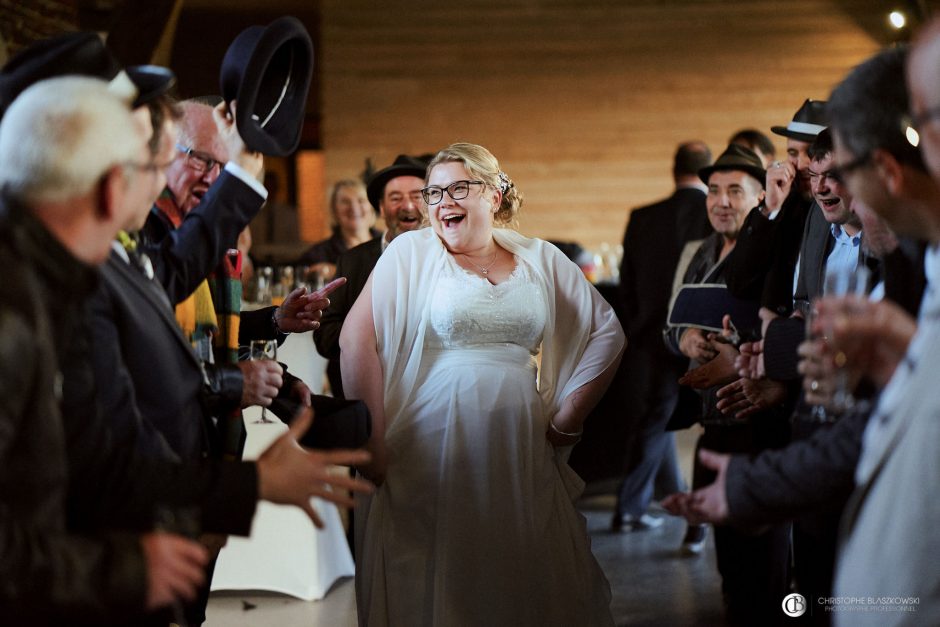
[256,407,373,528]
[661,449,731,525]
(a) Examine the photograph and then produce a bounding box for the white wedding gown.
[356,255,614,627]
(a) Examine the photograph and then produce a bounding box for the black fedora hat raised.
[0,32,175,116]
[698,144,766,187]
[220,16,314,157]
[771,99,828,143]
[367,154,430,212]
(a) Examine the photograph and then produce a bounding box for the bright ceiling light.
[905,125,920,148]
[889,10,907,29]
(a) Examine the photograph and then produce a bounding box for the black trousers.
[694,421,791,627]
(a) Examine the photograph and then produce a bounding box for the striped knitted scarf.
[154,192,242,364]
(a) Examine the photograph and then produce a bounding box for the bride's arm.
[547,356,622,447]
[340,273,388,485]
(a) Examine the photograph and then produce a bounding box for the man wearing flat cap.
[315,154,429,398]
[665,144,792,627]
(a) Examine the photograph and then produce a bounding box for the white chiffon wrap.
[375,228,623,433]
[356,227,624,627]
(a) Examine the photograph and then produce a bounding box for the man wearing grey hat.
[315,154,429,398]
[666,144,791,627]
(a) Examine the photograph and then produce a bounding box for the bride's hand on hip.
[546,418,583,447]
[358,442,388,486]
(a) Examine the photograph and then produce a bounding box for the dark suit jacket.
[620,187,711,352]
[142,174,278,416]
[726,193,813,315]
[142,170,265,305]
[89,251,211,462]
[314,236,383,398]
[763,204,832,382]
[793,203,834,304]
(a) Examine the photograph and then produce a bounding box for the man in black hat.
[138,97,334,456]
[0,32,373,624]
[767,99,829,214]
[665,144,791,627]
[726,99,829,319]
[666,46,940,626]
[315,154,429,398]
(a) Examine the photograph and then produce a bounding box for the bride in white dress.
[341,143,624,626]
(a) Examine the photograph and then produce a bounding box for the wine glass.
[250,339,278,424]
[818,263,871,415]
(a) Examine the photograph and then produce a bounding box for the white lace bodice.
[425,255,546,353]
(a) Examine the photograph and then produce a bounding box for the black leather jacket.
[0,198,147,624]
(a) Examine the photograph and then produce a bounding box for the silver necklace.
[461,250,498,276]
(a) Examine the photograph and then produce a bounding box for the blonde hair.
[0,76,142,204]
[329,178,369,214]
[427,142,523,225]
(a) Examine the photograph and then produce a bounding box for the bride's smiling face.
[426,161,500,253]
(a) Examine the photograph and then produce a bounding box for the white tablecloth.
[210,334,353,600]
[277,332,328,395]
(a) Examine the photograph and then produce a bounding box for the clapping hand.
[679,328,718,362]
[736,340,766,380]
[715,376,787,419]
[679,340,739,389]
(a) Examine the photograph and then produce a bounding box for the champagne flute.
[249,339,278,424]
[819,262,871,414]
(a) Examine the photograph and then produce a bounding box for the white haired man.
[0,76,208,624]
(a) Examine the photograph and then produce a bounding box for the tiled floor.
[206,429,726,627]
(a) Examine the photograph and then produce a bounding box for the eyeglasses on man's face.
[420,180,485,205]
[176,143,221,174]
[832,152,871,182]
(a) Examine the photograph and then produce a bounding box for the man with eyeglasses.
[0,75,214,626]
[792,129,865,306]
[138,98,331,449]
[666,47,940,627]
[825,39,940,627]
[738,128,869,625]
[315,154,429,399]
[725,101,830,324]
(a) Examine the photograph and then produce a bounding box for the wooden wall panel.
[319,1,891,251]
